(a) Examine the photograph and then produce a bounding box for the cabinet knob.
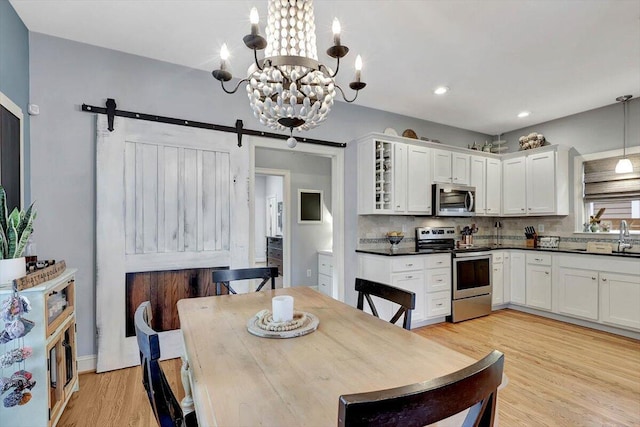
[521,208,525,211]
[436,261,443,264]
[528,208,532,210]
[406,275,413,279]
[545,271,549,275]
[592,277,596,280]
[436,303,443,307]
[406,263,413,267]
[602,277,607,282]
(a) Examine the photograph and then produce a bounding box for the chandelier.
[212,0,366,148]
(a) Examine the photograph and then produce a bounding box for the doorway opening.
[255,169,288,288]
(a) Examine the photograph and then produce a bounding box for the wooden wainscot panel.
[125,267,228,337]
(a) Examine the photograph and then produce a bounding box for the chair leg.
[180,356,195,415]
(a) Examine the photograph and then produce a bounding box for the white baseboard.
[78,354,97,373]
[255,256,266,263]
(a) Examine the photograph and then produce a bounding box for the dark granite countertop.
[356,245,640,259]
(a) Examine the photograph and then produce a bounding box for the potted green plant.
[0,186,36,284]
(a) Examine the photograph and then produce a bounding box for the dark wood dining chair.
[134,302,198,427]
[338,350,505,427]
[355,278,416,330]
[212,267,278,295]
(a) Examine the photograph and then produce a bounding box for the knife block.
[526,235,538,248]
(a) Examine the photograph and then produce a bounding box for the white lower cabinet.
[526,253,552,311]
[425,254,451,318]
[600,272,640,330]
[510,252,526,305]
[392,272,426,323]
[511,251,640,332]
[357,253,451,328]
[557,267,598,320]
[317,252,333,297]
[426,291,451,317]
[492,261,504,306]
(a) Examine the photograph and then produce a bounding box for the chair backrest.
[338,350,505,427]
[212,267,278,295]
[355,278,416,330]
[134,302,184,427]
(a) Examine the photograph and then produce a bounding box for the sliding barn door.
[96,115,249,372]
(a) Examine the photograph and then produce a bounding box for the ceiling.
[10,0,640,135]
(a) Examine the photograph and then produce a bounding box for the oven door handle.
[465,191,474,213]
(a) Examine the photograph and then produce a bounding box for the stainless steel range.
[415,226,492,323]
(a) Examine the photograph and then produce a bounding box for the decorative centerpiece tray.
[247,309,319,339]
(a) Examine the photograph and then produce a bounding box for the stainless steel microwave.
[432,184,476,216]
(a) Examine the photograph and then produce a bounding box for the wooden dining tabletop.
[177,287,476,427]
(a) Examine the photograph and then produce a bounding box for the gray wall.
[28,33,492,357]
[256,148,331,287]
[502,98,640,155]
[0,0,30,203]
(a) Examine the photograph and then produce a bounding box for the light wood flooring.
[58,309,639,426]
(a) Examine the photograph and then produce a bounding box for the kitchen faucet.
[618,220,632,252]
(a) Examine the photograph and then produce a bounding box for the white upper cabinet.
[357,138,396,214]
[502,157,527,215]
[357,135,431,215]
[452,152,471,185]
[526,151,556,214]
[470,156,486,215]
[393,143,408,212]
[485,158,502,215]
[432,149,453,183]
[502,145,569,216]
[406,145,432,214]
[432,149,470,185]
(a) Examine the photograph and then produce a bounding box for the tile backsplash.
[358,214,640,252]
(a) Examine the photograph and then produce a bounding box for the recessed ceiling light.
[434,86,449,95]
[518,111,531,118]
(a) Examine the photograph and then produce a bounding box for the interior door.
[96,115,249,372]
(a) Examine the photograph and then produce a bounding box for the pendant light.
[615,95,633,174]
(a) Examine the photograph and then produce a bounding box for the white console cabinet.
[0,269,78,427]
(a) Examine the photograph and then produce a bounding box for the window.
[583,154,640,232]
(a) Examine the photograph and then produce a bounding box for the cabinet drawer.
[426,268,450,292]
[426,254,451,269]
[318,273,332,296]
[266,237,282,249]
[318,255,333,276]
[391,257,424,272]
[427,291,451,317]
[493,252,504,264]
[267,258,283,275]
[267,247,282,259]
[526,253,552,266]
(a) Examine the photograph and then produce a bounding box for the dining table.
[177,286,478,426]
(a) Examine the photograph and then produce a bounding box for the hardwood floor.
[58,309,640,426]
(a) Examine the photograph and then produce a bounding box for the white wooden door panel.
[97,115,248,372]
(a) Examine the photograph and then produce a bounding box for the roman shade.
[583,154,640,200]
